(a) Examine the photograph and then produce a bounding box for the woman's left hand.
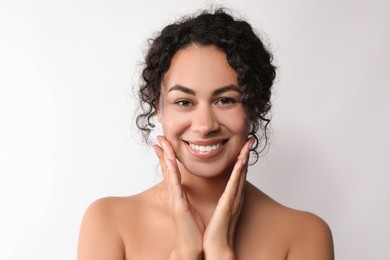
[202,137,254,260]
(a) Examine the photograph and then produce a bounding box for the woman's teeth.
[189,142,223,152]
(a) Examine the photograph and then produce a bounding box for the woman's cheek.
[216,108,249,134]
[161,109,192,138]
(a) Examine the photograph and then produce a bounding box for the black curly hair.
[136,8,276,162]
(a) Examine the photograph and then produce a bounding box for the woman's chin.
[177,160,233,180]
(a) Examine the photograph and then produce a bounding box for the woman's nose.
[191,105,220,136]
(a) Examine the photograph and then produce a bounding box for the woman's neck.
[177,162,233,224]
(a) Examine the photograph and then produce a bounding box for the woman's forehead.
[162,45,238,92]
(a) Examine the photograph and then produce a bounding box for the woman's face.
[158,44,250,178]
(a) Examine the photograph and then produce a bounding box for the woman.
[78,9,334,259]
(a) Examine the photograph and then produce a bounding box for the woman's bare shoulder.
[77,197,127,259]
[77,184,162,259]
[82,187,154,219]
[283,208,334,259]
[244,182,334,259]
[88,182,163,212]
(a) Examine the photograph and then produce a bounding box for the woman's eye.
[175,100,192,107]
[216,97,236,105]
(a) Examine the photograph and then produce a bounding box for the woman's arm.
[77,198,125,260]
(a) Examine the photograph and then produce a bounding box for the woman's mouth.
[183,139,228,159]
[188,142,223,153]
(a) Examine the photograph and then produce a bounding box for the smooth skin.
[154,135,253,259]
[78,45,334,259]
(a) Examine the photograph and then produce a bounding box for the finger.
[157,136,186,200]
[154,145,176,201]
[166,157,194,218]
[157,135,176,161]
[220,160,245,209]
[166,158,184,200]
[156,136,176,185]
[235,137,254,198]
[153,144,165,168]
[223,137,254,200]
[237,137,253,186]
[157,135,182,183]
[236,136,254,162]
[153,144,168,180]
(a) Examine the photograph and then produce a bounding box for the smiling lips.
[184,139,227,159]
[189,142,222,152]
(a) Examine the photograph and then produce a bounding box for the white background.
[1,0,389,259]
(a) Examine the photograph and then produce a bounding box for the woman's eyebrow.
[212,84,242,96]
[167,85,196,95]
[167,84,241,96]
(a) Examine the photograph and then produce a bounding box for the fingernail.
[160,140,167,150]
[153,145,162,156]
[242,158,247,165]
[248,137,254,149]
[156,135,162,145]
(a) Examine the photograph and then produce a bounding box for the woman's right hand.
[153,136,204,260]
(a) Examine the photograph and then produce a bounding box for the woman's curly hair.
[136,8,276,162]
